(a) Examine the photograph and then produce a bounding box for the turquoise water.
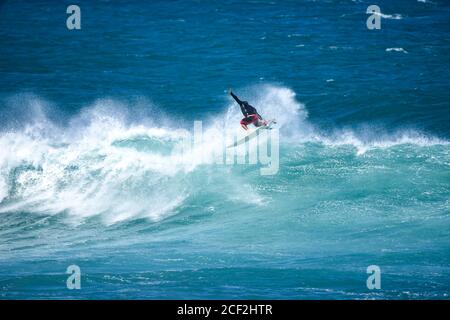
[0,0,449,299]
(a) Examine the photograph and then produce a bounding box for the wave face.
[1,86,449,299]
[0,86,306,223]
[1,86,446,223]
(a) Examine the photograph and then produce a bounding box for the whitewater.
[1,86,447,223]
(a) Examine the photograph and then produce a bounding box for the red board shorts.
[240,114,259,126]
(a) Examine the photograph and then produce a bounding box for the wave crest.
[0,86,447,223]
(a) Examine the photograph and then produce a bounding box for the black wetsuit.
[230,91,262,120]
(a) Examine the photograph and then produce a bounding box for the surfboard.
[227,119,276,148]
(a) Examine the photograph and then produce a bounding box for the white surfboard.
[227,119,276,148]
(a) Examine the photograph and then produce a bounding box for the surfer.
[229,89,268,130]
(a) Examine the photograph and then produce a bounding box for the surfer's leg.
[240,117,251,130]
[249,114,260,126]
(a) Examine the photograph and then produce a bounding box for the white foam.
[386,47,408,54]
[0,88,447,223]
[375,12,403,20]
[304,129,448,155]
[0,93,276,222]
[0,177,6,203]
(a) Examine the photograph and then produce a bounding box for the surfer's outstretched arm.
[230,91,243,106]
[230,91,249,116]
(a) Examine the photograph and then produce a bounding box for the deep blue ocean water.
[0,0,449,299]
